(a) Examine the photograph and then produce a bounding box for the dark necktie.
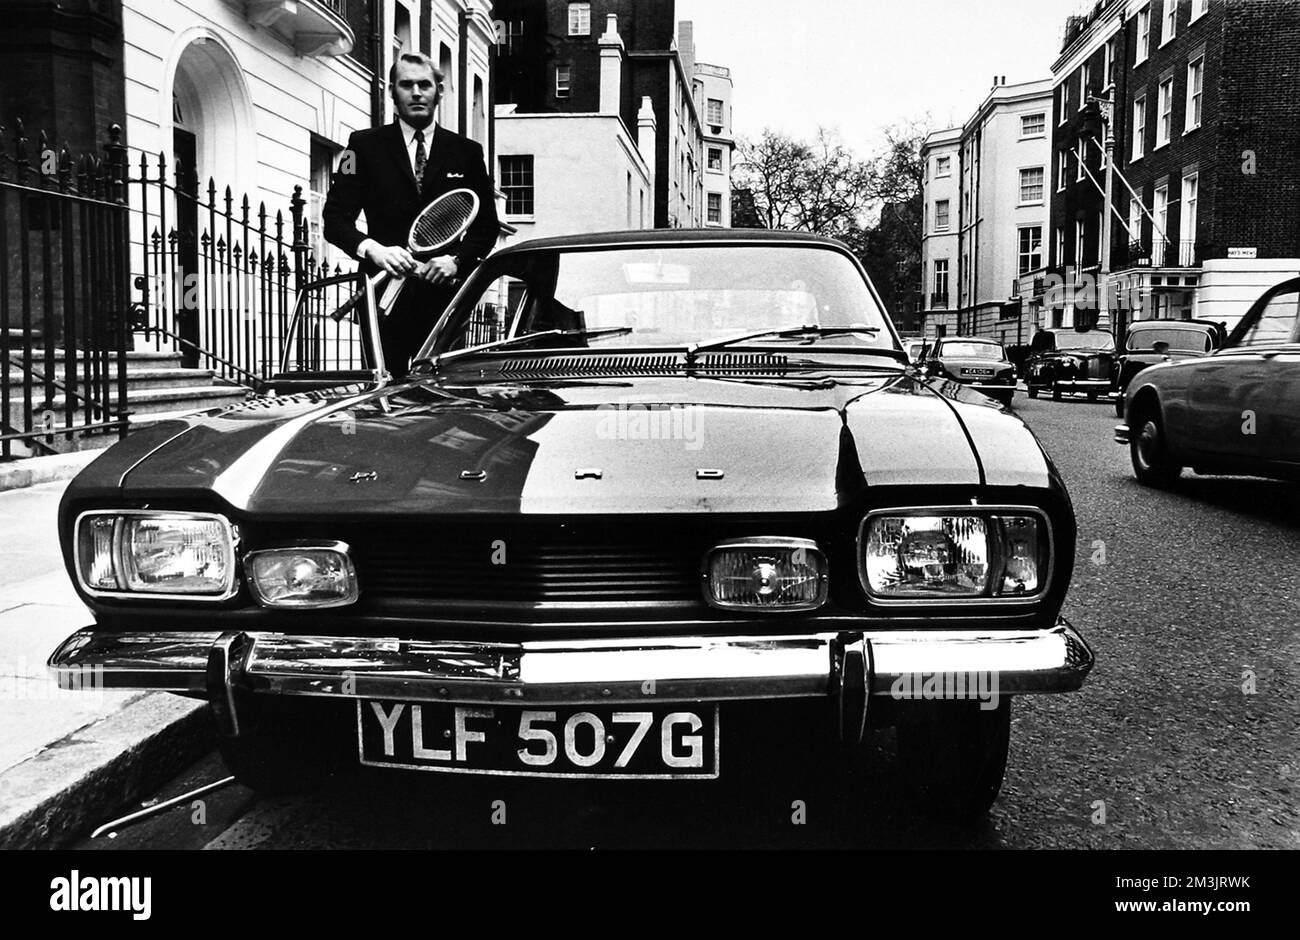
[413,129,427,186]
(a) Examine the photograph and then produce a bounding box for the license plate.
[357,701,720,779]
[962,368,994,376]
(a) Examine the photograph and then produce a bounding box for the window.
[499,20,524,55]
[1132,97,1146,159]
[707,192,722,224]
[308,136,340,258]
[1238,287,1300,346]
[935,154,952,176]
[568,3,590,35]
[1055,226,1065,266]
[1021,113,1045,137]
[1182,171,1199,242]
[1018,226,1043,275]
[1154,183,1169,246]
[555,64,571,99]
[1191,0,1209,21]
[1076,138,1087,182]
[1057,149,1068,191]
[934,199,950,232]
[1075,219,1086,265]
[706,98,724,127]
[1128,195,1143,247]
[1157,77,1174,146]
[1163,0,1177,43]
[1058,83,1068,123]
[1136,6,1151,63]
[1187,56,1204,129]
[1104,38,1116,87]
[707,146,722,171]
[499,155,534,215]
[1019,167,1044,204]
[1079,62,1091,109]
[933,259,949,299]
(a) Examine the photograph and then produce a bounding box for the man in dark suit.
[324,51,499,376]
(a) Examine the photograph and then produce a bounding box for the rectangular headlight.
[246,543,359,608]
[702,537,828,612]
[860,509,1048,602]
[75,511,238,599]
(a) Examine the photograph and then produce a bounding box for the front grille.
[496,351,791,378]
[324,522,709,607]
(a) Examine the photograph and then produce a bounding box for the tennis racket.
[331,188,480,321]
[375,187,480,311]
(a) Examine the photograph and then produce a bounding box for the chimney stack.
[599,15,625,116]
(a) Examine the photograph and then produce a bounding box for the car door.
[1185,278,1300,465]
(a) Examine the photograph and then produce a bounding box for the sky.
[676,0,1089,152]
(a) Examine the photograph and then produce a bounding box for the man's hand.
[364,243,418,276]
[417,255,459,285]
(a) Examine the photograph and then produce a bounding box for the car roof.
[1128,318,1221,330]
[491,228,850,257]
[938,336,1001,344]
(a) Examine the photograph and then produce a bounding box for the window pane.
[500,155,534,215]
[1238,290,1300,346]
[568,3,590,35]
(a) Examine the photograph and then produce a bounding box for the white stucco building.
[920,127,961,338]
[921,78,1052,345]
[694,61,734,228]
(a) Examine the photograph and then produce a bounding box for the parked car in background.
[1111,319,1227,416]
[903,338,928,365]
[1024,328,1116,401]
[1116,276,1300,485]
[920,336,1016,405]
[48,229,1093,822]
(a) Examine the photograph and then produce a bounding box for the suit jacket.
[323,121,499,278]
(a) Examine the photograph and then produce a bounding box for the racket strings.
[410,191,477,252]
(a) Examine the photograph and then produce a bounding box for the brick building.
[1045,0,1300,339]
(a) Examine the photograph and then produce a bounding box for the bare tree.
[733,128,875,239]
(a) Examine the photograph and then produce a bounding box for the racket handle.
[379,275,408,311]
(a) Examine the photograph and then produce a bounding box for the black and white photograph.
[0,0,1294,912]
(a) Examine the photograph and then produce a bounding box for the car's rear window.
[938,342,1002,359]
[1127,327,1212,353]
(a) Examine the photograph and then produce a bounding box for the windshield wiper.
[412,327,634,372]
[685,323,883,364]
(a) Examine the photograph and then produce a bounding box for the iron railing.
[1,121,131,459]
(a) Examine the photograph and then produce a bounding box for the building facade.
[920,78,1052,347]
[920,127,961,337]
[694,60,734,228]
[493,0,729,236]
[1047,0,1300,339]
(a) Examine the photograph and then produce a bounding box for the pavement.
[0,456,214,849]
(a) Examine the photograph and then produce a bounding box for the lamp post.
[1090,93,1115,334]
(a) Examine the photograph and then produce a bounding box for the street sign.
[1227,247,1258,259]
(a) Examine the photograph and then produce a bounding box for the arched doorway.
[165,34,253,364]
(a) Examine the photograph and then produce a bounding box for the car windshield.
[1127,326,1211,353]
[1057,332,1115,351]
[423,243,893,356]
[938,342,1002,359]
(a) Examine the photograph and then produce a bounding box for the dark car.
[1024,328,1116,401]
[1110,319,1227,416]
[48,230,1093,822]
[1117,276,1300,485]
[921,337,1016,405]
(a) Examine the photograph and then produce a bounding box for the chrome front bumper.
[1054,379,1112,391]
[1114,423,1131,444]
[49,619,1093,705]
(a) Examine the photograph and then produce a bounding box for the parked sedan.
[1116,276,1300,485]
[921,337,1016,405]
[48,229,1093,822]
[1024,328,1116,401]
[1111,319,1226,417]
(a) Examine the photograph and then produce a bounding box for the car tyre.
[895,698,1011,823]
[1027,385,1038,399]
[216,697,353,796]
[1114,394,1125,418]
[1051,385,1062,401]
[1129,403,1183,487]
